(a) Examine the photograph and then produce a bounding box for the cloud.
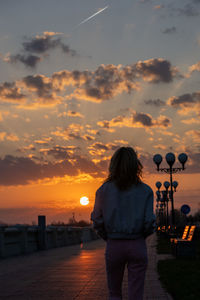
[6,133,19,142]
[154,5,164,10]
[186,130,200,143]
[0,111,10,122]
[51,123,96,142]
[0,132,6,141]
[2,32,77,68]
[1,145,199,186]
[40,145,80,160]
[133,112,154,127]
[34,140,49,145]
[179,148,200,174]
[177,4,199,17]
[153,144,167,150]
[97,111,171,130]
[188,61,200,74]
[46,58,179,103]
[167,92,200,115]
[132,112,171,128]
[0,82,25,103]
[181,118,200,125]
[17,144,36,153]
[5,54,42,68]
[88,140,129,156]
[144,98,166,107]
[22,32,77,56]
[0,152,104,186]
[96,120,115,132]
[162,27,176,34]
[0,132,19,142]
[131,58,178,83]
[18,74,62,107]
[22,75,53,98]
[67,110,84,118]
[0,58,179,106]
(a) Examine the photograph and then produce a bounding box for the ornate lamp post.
[155,182,168,227]
[163,181,170,226]
[153,152,187,226]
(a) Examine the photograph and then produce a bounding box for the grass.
[158,258,200,300]
[157,232,200,300]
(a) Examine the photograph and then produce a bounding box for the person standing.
[91,147,155,300]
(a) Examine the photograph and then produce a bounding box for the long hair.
[105,147,143,190]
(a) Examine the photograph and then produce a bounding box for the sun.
[80,196,89,206]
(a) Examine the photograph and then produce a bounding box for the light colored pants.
[105,238,148,300]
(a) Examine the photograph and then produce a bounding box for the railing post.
[64,228,68,246]
[52,228,58,248]
[38,215,47,250]
[0,227,6,258]
[20,226,28,254]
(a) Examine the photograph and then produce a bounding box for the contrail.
[76,5,109,27]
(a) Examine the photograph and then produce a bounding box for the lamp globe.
[164,181,170,190]
[153,154,162,170]
[172,181,178,191]
[178,153,188,169]
[166,152,175,167]
[156,181,162,190]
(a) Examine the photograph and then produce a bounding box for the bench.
[170,225,190,243]
[171,225,196,258]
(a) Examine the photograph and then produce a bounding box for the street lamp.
[155,181,170,227]
[153,152,188,226]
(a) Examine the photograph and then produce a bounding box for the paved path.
[0,234,173,299]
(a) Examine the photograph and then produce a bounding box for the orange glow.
[80,196,89,206]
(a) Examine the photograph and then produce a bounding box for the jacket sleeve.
[90,188,107,240]
[143,189,156,238]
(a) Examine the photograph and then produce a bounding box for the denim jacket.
[91,181,156,240]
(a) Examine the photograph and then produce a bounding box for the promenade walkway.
[0,233,173,299]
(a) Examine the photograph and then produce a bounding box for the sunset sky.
[0,0,200,224]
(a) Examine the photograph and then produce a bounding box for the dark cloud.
[98,111,171,129]
[53,58,179,101]
[133,112,153,127]
[0,146,199,186]
[89,142,112,151]
[8,54,41,68]
[0,58,179,105]
[22,34,77,56]
[133,58,177,83]
[23,75,53,99]
[144,99,166,107]
[168,92,200,106]
[168,92,200,115]
[162,27,176,34]
[0,82,25,103]
[4,32,77,69]
[132,112,170,128]
[0,153,102,186]
[51,126,96,142]
[177,4,199,17]
[88,141,128,157]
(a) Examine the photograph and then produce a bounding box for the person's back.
[91,146,155,300]
[93,181,154,240]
